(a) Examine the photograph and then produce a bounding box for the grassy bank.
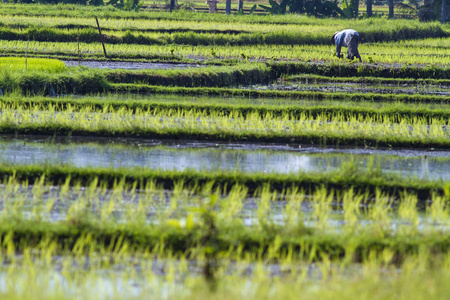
[0,57,65,72]
[271,62,450,80]
[2,62,449,98]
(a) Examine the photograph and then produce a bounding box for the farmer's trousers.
[344,33,360,60]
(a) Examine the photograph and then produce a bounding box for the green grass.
[0,57,66,72]
[0,68,111,94]
[270,62,450,80]
[2,63,449,101]
[2,259,450,299]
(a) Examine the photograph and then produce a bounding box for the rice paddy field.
[0,3,450,299]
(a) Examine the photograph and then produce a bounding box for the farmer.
[331,29,362,62]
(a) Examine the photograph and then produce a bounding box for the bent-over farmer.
[331,29,362,62]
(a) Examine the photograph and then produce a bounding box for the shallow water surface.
[1,136,450,180]
[64,60,205,70]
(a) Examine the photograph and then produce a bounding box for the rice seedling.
[285,73,450,86]
[0,3,447,32]
[1,20,446,47]
[0,3,448,298]
[0,161,447,199]
[1,37,449,65]
[0,103,448,147]
[0,57,66,72]
[3,94,450,124]
[0,174,449,268]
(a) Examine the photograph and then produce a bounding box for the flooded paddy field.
[1,136,449,181]
[64,60,206,70]
[66,93,450,109]
[1,5,450,299]
[1,88,450,300]
[248,82,450,96]
[0,252,373,299]
[1,171,448,231]
[0,171,449,299]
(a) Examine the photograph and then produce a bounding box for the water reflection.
[1,139,450,180]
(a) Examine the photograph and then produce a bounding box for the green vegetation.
[2,94,450,124]
[0,3,447,26]
[0,63,449,101]
[0,162,447,198]
[0,173,450,298]
[2,38,449,65]
[0,4,449,299]
[0,68,110,94]
[0,102,448,148]
[1,19,447,46]
[286,73,450,86]
[113,84,450,103]
[0,57,66,72]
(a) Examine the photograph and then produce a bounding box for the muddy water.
[1,137,450,180]
[64,60,205,70]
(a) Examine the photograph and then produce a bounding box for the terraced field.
[0,3,450,299]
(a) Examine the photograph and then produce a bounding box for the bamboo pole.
[77,27,81,66]
[95,17,108,58]
[25,40,29,71]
